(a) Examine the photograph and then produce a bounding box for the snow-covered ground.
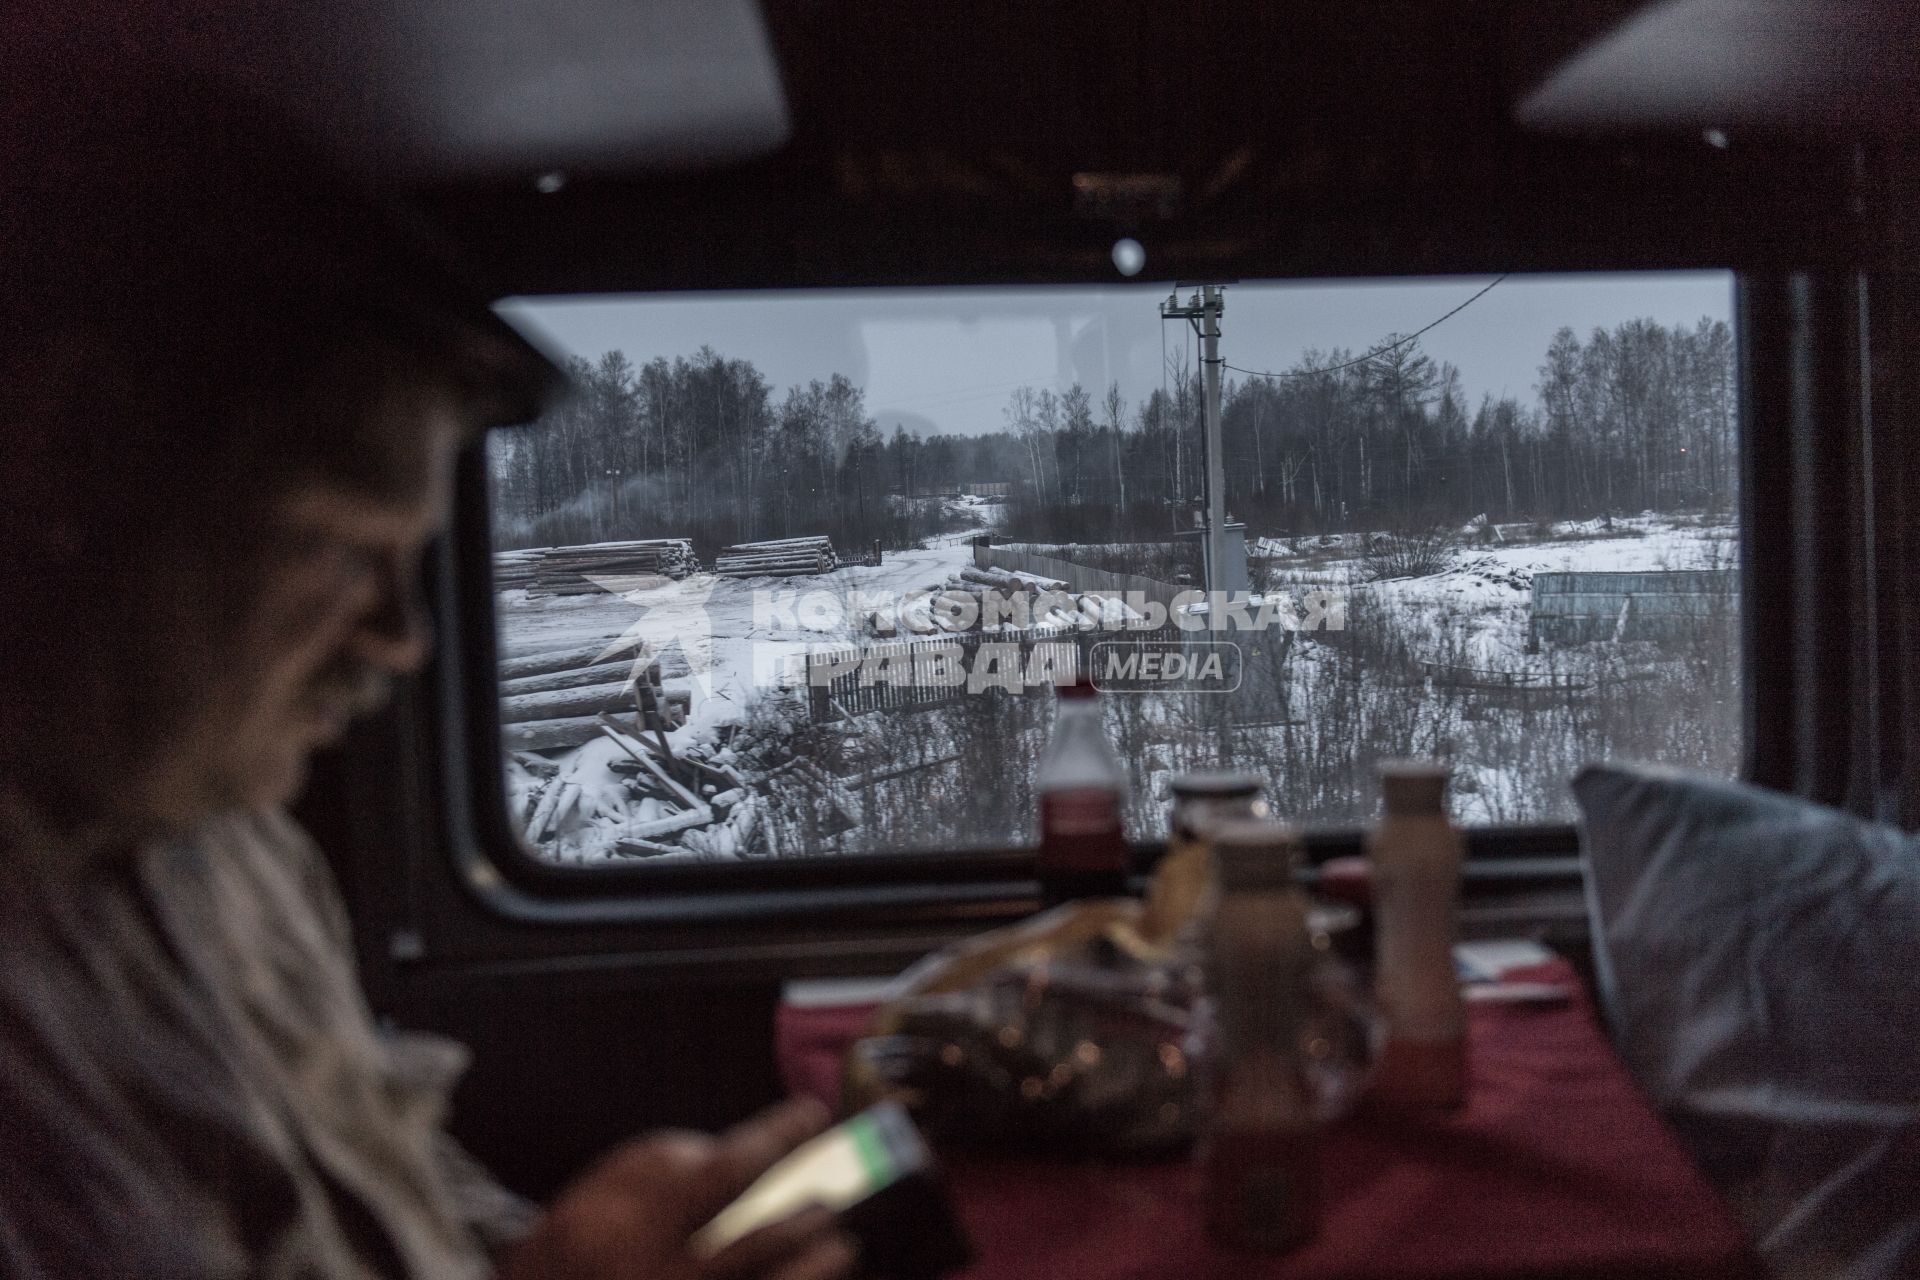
[1266,514,1734,672]
[1257,514,1738,823]
[499,511,1738,862]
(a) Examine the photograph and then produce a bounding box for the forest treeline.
[488,316,1736,554]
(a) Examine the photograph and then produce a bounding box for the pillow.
[1574,763,1920,1280]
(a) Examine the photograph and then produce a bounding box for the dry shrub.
[1359,526,1459,581]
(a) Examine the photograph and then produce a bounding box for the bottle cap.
[1379,760,1451,816]
[1168,771,1263,800]
[1208,817,1302,891]
[1315,855,1374,908]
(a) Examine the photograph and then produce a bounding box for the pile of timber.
[498,638,692,752]
[861,567,1140,636]
[504,539,700,596]
[714,536,836,578]
[958,566,1068,594]
[492,548,544,590]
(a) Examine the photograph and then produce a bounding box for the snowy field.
[497,511,1738,863]
[1258,515,1738,823]
[1296,515,1735,673]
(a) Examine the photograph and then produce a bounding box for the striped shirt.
[0,804,526,1278]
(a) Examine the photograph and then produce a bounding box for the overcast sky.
[499,271,1733,438]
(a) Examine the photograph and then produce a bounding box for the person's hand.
[498,1098,858,1280]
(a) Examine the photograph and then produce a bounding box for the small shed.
[1529,569,1737,649]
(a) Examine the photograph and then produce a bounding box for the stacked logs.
[958,566,1067,595]
[859,568,1140,636]
[497,640,692,752]
[497,539,700,597]
[957,568,1144,629]
[492,548,544,590]
[714,536,836,578]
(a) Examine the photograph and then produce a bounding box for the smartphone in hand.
[693,1102,971,1278]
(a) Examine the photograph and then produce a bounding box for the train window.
[483,271,1740,865]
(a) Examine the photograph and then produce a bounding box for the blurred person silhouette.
[0,51,856,1280]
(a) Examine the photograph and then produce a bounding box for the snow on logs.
[503,705,690,753]
[492,548,543,590]
[713,536,837,578]
[499,641,691,682]
[532,539,700,593]
[501,656,690,696]
[958,566,1068,593]
[494,539,701,596]
[861,569,1130,636]
[500,680,691,726]
[497,642,690,752]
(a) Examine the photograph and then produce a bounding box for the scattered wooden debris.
[630,664,678,775]
[501,633,784,861]
[596,720,713,827]
[511,751,559,777]
[714,535,837,578]
[525,779,580,842]
[613,836,685,858]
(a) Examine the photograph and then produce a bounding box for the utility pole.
[1161,283,1232,595]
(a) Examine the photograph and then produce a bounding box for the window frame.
[433,274,1765,927]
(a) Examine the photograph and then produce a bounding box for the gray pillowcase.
[1574,763,1920,1280]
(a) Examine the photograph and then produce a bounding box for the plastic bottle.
[1139,772,1265,950]
[1200,818,1320,1253]
[1365,760,1468,1111]
[1035,676,1131,906]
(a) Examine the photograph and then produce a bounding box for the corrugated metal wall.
[1530,570,1739,646]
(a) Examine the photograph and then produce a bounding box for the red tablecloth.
[775,961,1759,1280]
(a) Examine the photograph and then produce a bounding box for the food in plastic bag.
[848,956,1202,1155]
[842,875,1376,1155]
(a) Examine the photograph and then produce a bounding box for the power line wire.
[1219,274,1509,380]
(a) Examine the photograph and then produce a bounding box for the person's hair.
[0,56,559,828]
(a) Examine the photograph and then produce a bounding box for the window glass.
[487,273,1740,864]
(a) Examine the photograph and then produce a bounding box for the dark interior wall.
[406,983,784,1200]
